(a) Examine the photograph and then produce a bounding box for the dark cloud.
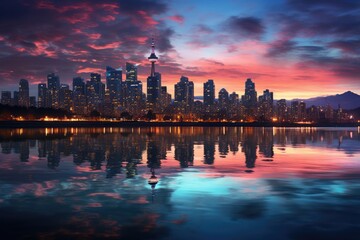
[223,16,265,39]
[117,0,167,15]
[291,49,360,79]
[329,40,360,55]
[265,0,360,80]
[266,39,297,57]
[0,0,175,87]
[288,0,360,11]
[296,56,360,79]
[275,0,360,38]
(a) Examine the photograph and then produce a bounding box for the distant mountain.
[292,91,360,110]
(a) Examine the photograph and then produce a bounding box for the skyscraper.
[59,84,72,112]
[203,80,215,107]
[106,66,122,113]
[1,91,12,105]
[229,92,240,118]
[299,101,306,121]
[126,62,138,83]
[38,83,47,108]
[124,62,144,115]
[87,73,104,112]
[160,86,171,112]
[29,96,36,107]
[73,77,85,94]
[90,73,105,101]
[18,79,29,107]
[13,91,19,106]
[218,88,229,109]
[258,89,274,121]
[174,76,194,113]
[242,78,257,107]
[276,99,287,122]
[291,101,299,121]
[147,39,161,111]
[147,72,161,110]
[73,77,86,115]
[241,78,257,118]
[47,73,60,108]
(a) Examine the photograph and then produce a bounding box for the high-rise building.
[90,73,105,100]
[124,62,144,115]
[146,39,161,111]
[18,79,30,107]
[174,76,194,113]
[160,86,171,112]
[13,91,19,106]
[147,72,161,110]
[87,73,104,112]
[241,78,257,118]
[59,84,72,112]
[73,77,85,94]
[29,96,36,107]
[258,89,273,121]
[276,99,287,122]
[73,77,86,115]
[229,92,240,118]
[204,80,215,107]
[106,66,122,113]
[126,62,138,83]
[218,88,229,109]
[37,83,48,108]
[308,105,319,122]
[291,101,299,121]
[299,101,306,121]
[47,73,60,108]
[242,78,257,106]
[1,91,12,105]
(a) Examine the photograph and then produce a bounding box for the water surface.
[0,127,359,239]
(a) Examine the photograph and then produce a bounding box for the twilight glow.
[0,0,359,99]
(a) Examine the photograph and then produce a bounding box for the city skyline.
[0,0,359,99]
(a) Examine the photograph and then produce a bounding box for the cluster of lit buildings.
[0,41,354,123]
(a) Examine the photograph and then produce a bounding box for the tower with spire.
[147,38,161,111]
[148,38,158,76]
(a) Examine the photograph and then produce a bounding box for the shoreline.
[0,120,359,128]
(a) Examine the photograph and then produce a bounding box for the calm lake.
[0,127,359,240]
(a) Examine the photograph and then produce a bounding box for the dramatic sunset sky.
[0,0,359,99]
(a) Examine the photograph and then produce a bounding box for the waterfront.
[0,127,359,239]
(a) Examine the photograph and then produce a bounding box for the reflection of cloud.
[129,195,149,204]
[88,192,122,200]
[172,215,187,225]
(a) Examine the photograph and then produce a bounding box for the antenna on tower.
[148,36,158,77]
[151,37,155,54]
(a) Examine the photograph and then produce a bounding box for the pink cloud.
[100,15,116,22]
[88,41,121,50]
[136,10,159,26]
[77,67,104,74]
[168,15,184,24]
[88,192,122,200]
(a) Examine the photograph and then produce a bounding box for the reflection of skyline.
[0,127,359,240]
[0,127,359,175]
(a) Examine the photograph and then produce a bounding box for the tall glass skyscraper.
[203,79,215,106]
[18,79,29,107]
[47,73,60,108]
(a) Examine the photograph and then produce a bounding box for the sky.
[0,0,359,99]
